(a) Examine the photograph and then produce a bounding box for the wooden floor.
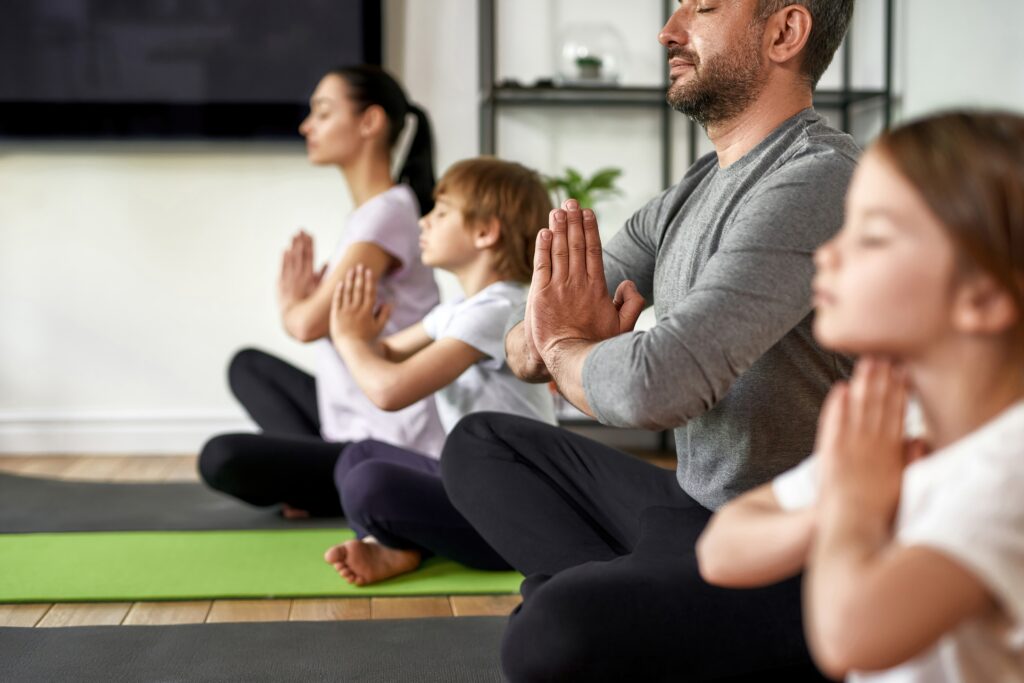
[0,452,674,628]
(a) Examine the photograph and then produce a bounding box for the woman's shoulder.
[350,185,419,227]
[342,185,422,255]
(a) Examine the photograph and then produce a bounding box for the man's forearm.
[505,322,553,383]
[543,338,596,418]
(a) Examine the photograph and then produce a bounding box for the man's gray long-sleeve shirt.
[553,109,858,510]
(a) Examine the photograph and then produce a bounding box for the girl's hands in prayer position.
[816,357,910,526]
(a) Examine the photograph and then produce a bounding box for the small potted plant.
[544,166,623,209]
[575,55,604,81]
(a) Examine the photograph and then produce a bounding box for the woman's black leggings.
[198,347,347,516]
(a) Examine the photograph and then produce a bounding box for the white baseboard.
[0,410,672,455]
[0,410,255,455]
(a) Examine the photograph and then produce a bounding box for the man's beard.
[665,32,767,128]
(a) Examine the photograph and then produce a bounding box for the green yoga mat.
[0,529,522,603]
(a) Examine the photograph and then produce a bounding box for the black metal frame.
[478,0,894,445]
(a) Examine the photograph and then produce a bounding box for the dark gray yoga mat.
[0,472,342,533]
[0,617,506,682]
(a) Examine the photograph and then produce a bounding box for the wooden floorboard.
[36,602,132,627]
[206,599,292,623]
[0,456,81,477]
[370,597,453,620]
[104,457,181,482]
[122,601,212,626]
[449,594,521,617]
[289,598,371,622]
[161,456,201,482]
[0,604,52,627]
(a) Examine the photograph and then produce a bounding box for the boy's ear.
[951,272,1020,335]
[472,217,502,249]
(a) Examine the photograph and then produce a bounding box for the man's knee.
[441,412,542,484]
[501,578,612,683]
[440,412,501,494]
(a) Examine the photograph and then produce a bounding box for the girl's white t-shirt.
[315,185,446,457]
[773,400,1024,683]
[421,280,557,433]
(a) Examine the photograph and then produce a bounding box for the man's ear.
[472,217,502,249]
[360,104,388,140]
[951,272,1021,335]
[764,3,813,69]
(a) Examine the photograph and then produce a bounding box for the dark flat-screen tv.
[0,0,383,139]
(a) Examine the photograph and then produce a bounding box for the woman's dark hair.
[328,65,436,215]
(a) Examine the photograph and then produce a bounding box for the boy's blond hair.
[435,157,553,283]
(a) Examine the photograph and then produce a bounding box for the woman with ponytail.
[198,65,445,518]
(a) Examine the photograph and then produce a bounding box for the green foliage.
[544,166,623,209]
[575,55,603,68]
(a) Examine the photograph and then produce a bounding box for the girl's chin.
[812,324,858,356]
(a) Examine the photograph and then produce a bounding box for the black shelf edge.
[484,85,890,110]
[489,85,667,107]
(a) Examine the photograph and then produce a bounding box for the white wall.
[0,145,348,451]
[2,0,1022,453]
[901,0,1024,119]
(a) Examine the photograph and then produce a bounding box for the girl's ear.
[951,272,1020,335]
[472,217,502,249]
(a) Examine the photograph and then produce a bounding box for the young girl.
[696,111,1024,682]
[322,157,558,585]
[198,65,445,517]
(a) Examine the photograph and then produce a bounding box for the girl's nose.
[814,238,838,270]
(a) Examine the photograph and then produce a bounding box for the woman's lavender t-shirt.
[315,185,446,457]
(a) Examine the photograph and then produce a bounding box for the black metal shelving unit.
[477,0,894,447]
[479,0,895,186]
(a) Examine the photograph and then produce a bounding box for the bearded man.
[442,1,859,681]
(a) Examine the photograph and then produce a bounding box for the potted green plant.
[544,166,623,209]
[575,55,604,81]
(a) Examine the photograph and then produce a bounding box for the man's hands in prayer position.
[527,199,645,415]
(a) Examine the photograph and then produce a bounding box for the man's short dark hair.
[757,0,854,88]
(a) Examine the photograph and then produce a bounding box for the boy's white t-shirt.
[772,400,1024,683]
[421,280,557,433]
[315,185,446,457]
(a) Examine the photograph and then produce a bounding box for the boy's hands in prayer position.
[330,263,392,343]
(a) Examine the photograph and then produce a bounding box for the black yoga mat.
[0,617,506,683]
[0,473,342,534]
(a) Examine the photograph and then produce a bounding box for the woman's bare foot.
[281,504,310,520]
[323,538,422,586]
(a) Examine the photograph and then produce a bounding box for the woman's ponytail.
[398,104,435,215]
[328,65,436,216]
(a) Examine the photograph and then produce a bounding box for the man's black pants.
[441,412,829,683]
